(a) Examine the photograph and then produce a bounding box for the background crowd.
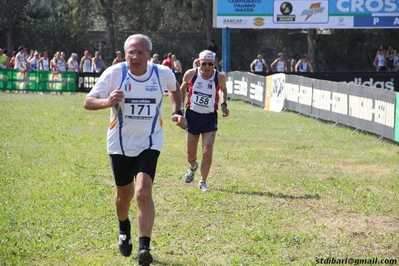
[0,39,222,88]
[1,42,398,76]
[248,44,399,75]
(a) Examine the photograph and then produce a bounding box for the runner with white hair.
[180,49,230,192]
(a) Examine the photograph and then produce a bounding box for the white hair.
[124,34,153,51]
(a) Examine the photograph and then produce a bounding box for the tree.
[98,0,117,63]
[201,0,213,47]
[0,0,30,51]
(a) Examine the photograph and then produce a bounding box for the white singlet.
[276,60,285,72]
[86,62,176,156]
[377,54,385,67]
[56,59,67,71]
[82,58,92,72]
[252,59,265,72]
[41,58,50,70]
[186,69,220,114]
[14,53,26,70]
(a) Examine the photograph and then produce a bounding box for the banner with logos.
[77,73,101,93]
[214,0,399,29]
[0,69,76,92]
[311,78,395,139]
[226,71,266,106]
[227,71,397,142]
[294,71,399,92]
[264,74,285,112]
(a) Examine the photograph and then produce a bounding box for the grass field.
[0,93,398,266]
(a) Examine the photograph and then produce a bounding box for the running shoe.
[138,247,153,266]
[118,233,132,257]
[185,162,198,183]
[198,180,210,192]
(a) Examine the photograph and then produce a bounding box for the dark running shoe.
[118,233,132,257]
[138,247,153,266]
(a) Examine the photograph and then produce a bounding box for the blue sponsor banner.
[354,15,399,27]
[217,0,272,16]
[215,0,399,28]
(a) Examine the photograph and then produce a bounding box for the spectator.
[53,51,68,72]
[61,51,67,61]
[29,51,40,71]
[80,50,92,73]
[295,54,313,72]
[250,54,269,74]
[39,51,50,71]
[151,53,160,64]
[162,53,173,69]
[14,46,28,71]
[95,41,106,58]
[0,48,7,69]
[112,51,124,65]
[375,44,386,56]
[3,49,10,69]
[373,47,386,71]
[385,45,397,71]
[172,54,183,84]
[9,51,17,69]
[208,39,220,70]
[67,53,80,72]
[171,54,182,73]
[394,53,399,72]
[27,49,35,61]
[92,50,107,73]
[290,53,298,72]
[208,39,219,59]
[270,52,287,72]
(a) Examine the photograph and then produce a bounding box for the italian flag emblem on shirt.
[125,84,131,92]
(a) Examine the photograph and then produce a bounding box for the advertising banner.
[247,72,266,106]
[264,74,285,112]
[284,75,313,115]
[0,69,76,92]
[214,0,399,29]
[227,71,250,101]
[77,73,101,93]
[294,72,399,92]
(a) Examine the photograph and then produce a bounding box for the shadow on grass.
[218,189,320,200]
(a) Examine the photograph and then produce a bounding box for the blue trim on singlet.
[148,65,163,149]
[117,62,128,155]
[119,63,163,150]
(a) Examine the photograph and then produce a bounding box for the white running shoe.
[185,162,198,183]
[198,180,210,192]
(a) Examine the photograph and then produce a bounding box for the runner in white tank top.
[14,48,27,71]
[270,52,287,72]
[83,34,186,264]
[86,62,178,156]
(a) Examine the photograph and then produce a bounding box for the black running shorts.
[110,149,160,186]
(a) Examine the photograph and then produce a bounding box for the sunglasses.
[201,62,214,67]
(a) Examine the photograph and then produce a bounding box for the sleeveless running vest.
[107,63,165,156]
[186,69,220,114]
